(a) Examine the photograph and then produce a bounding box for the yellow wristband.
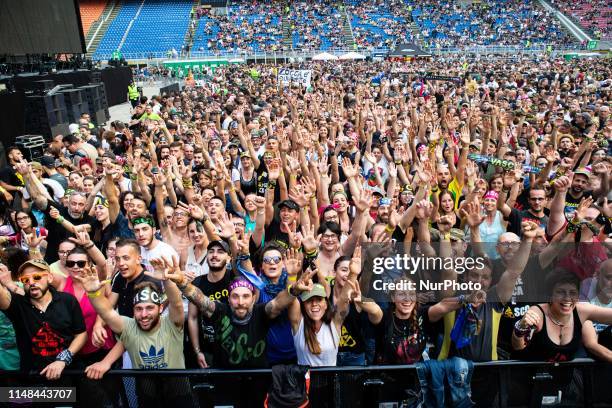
[287,275,297,283]
[385,224,395,234]
[87,289,102,299]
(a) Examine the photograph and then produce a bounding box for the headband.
[133,287,165,305]
[95,196,110,208]
[483,191,499,201]
[228,278,255,294]
[132,217,156,228]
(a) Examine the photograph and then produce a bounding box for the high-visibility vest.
[128,84,139,100]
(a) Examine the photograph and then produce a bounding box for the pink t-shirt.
[64,276,115,354]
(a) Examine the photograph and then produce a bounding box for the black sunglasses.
[66,260,88,268]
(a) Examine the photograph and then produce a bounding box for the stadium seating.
[89,0,583,59]
[79,0,109,35]
[550,0,611,40]
[94,0,192,58]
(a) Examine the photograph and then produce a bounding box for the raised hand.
[152,172,167,187]
[341,157,358,178]
[415,200,434,220]
[72,265,105,293]
[237,232,251,256]
[69,230,93,248]
[284,248,303,277]
[574,196,594,223]
[24,231,46,249]
[49,207,61,220]
[521,220,540,239]
[300,224,318,253]
[595,197,612,218]
[354,190,372,213]
[217,212,236,240]
[460,202,485,228]
[268,158,281,181]
[437,215,453,234]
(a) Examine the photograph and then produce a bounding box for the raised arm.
[495,221,537,303]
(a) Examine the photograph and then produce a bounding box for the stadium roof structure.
[389,42,432,57]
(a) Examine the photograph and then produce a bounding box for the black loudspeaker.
[24,93,69,138]
[60,88,89,123]
[14,135,46,161]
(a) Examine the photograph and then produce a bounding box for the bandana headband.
[228,278,255,294]
[132,217,156,228]
[95,196,110,208]
[483,191,499,201]
[133,287,165,305]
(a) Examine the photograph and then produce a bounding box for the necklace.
[547,313,571,342]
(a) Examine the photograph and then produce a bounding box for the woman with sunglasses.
[256,243,298,365]
[60,248,121,407]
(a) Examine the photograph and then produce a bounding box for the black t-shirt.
[264,219,291,250]
[0,166,23,188]
[192,272,231,349]
[506,208,548,237]
[111,270,162,317]
[211,302,271,369]
[4,288,86,371]
[375,306,432,365]
[44,204,95,264]
[330,284,367,355]
[493,256,548,354]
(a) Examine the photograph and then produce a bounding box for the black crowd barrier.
[1,359,611,408]
[159,82,181,96]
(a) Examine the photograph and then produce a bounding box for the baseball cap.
[240,151,251,159]
[17,259,50,276]
[68,123,79,134]
[207,240,230,253]
[300,283,327,302]
[40,156,58,168]
[574,167,591,178]
[278,199,299,211]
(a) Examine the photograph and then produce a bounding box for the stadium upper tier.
[550,0,611,41]
[84,0,607,58]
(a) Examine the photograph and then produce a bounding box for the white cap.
[68,123,79,134]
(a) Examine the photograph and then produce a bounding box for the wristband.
[513,320,533,338]
[84,243,95,250]
[305,248,318,257]
[236,254,250,262]
[431,186,439,193]
[56,216,65,224]
[55,349,73,366]
[87,289,103,299]
[268,180,277,189]
[442,233,451,241]
[384,224,395,234]
[287,275,297,283]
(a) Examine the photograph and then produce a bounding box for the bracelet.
[442,233,451,241]
[431,186,439,193]
[56,216,65,224]
[194,347,201,354]
[290,174,297,181]
[287,284,298,297]
[55,349,73,366]
[384,224,395,234]
[29,248,40,254]
[287,275,297,283]
[268,180,277,189]
[513,320,532,338]
[305,248,318,257]
[87,289,103,299]
[84,243,95,250]
[236,254,250,262]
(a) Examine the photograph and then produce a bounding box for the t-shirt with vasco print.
[211,302,271,369]
[4,288,86,371]
[192,271,231,350]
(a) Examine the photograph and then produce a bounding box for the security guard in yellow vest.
[128,81,140,108]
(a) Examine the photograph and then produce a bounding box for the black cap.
[40,155,58,168]
[278,199,299,211]
[207,240,230,253]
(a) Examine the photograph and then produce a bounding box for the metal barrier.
[1,359,611,407]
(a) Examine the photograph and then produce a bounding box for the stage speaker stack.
[60,88,89,124]
[24,92,70,138]
[79,83,109,126]
[14,135,46,161]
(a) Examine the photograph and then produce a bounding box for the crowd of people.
[288,1,346,50]
[550,0,611,41]
[347,0,413,49]
[412,0,574,48]
[0,54,611,407]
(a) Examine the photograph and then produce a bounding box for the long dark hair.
[300,296,334,355]
[0,195,16,232]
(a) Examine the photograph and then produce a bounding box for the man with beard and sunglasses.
[0,259,87,380]
[78,256,192,407]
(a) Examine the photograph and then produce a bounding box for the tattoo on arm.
[183,284,215,317]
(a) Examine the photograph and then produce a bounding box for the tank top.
[64,277,115,354]
[526,304,582,362]
[293,318,339,367]
[240,169,257,196]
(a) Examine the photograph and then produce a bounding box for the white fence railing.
[93,43,593,62]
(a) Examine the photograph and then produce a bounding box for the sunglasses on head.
[66,260,88,268]
[19,273,48,285]
[262,255,282,265]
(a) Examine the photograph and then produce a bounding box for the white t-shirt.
[140,241,179,272]
[22,178,65,202]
